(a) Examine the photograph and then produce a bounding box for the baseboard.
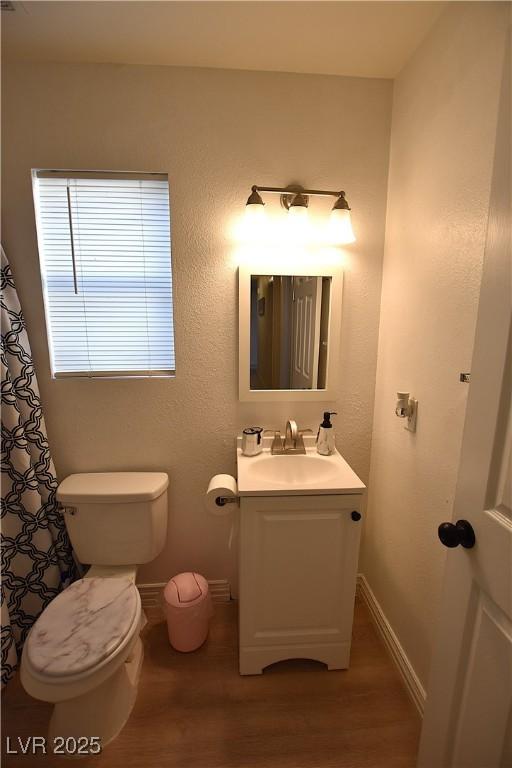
[138,579,231,608]
[357,574,426,717]
[207,579,232,603]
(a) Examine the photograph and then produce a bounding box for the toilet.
[20,471,169,749]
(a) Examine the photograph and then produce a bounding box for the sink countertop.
[236,436,366,497]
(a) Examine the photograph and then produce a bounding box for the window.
[32,170,175,378]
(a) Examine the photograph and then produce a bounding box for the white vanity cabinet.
[238,493,363,675]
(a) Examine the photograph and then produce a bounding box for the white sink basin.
[237,441,366,496]
[248,454,340,486]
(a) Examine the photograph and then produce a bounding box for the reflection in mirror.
[250,275,331,390]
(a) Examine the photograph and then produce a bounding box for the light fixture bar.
[252,185,345,199]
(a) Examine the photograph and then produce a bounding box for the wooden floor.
[2,597,420,767]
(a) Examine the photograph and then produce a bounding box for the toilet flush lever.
[61,505,77,516]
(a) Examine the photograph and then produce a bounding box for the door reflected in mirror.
[250,275,331,390]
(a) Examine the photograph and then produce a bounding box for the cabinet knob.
[351,510,361,522]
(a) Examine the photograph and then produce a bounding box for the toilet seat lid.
[26,577,139,677]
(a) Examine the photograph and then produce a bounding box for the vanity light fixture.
[245,187,265,208]
[329,192,356,245]
[244,184,356,244]
[286,192,310,239]
[243,187,267,237]
[288,191,309,214]
[243,187,267,238]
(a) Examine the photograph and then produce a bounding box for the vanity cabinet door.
[239,494,362,674]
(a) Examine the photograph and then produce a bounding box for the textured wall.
[1,63,392,584]
[362,1,509,688]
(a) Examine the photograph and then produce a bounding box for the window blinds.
[33,171,175,377]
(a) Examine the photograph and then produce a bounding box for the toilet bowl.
[21,571,143,747]
[20,472,169,752]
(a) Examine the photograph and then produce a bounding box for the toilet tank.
[57,472,169,565]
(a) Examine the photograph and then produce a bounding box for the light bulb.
[287,204,310,242]
[243,201,267,240]
[328,207,355,245]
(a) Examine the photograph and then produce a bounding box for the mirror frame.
[238,263,343,401]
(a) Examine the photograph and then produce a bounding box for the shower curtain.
[1,247,77,686]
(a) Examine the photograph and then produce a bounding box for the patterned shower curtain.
[1,247,78,686]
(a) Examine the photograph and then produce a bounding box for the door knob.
[438,519,476,549]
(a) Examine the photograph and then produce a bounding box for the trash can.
[163,572,212,652]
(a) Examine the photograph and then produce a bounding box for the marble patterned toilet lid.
[26,577,139,677]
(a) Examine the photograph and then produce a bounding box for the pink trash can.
[163,572,212,652]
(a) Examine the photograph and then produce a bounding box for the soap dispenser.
[316,411,337,456]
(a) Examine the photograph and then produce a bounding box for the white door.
[417,41,512,768]
[290,276,322,389]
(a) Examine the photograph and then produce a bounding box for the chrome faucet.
[285,419,299,450]
[271,420,312,455]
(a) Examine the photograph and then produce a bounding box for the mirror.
[239,265,343,402]
[250,276,331,390]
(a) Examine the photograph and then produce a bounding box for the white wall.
[362,1,509,688]
[1,63,392,584]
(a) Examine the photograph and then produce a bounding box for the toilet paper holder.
[216,496,239,507]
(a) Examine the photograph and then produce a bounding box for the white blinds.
[33,171,175,377]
